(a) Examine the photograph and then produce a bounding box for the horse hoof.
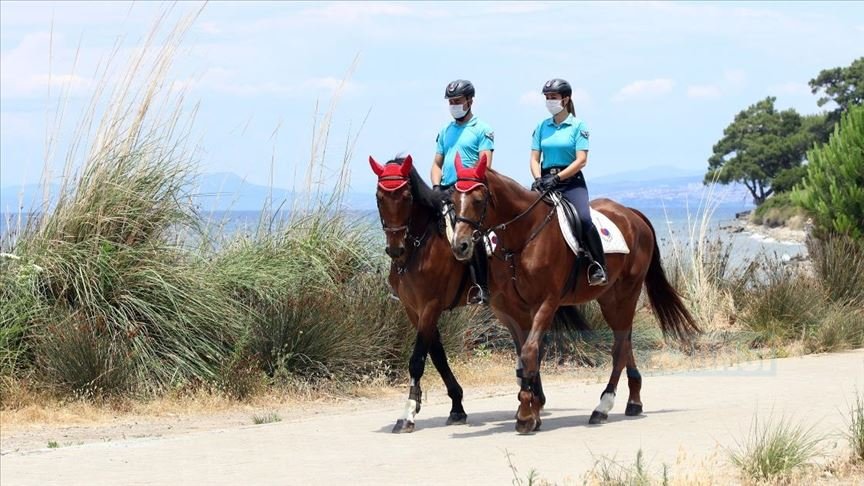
[515,417,537,435]
[392,419,415,434]
[625,403,643,416]
[446,412,468,425]
[589,411,608,425]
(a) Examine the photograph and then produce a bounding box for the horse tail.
[551,305,592,335]
[629,208,700,343]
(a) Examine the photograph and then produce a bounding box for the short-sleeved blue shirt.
[436,116,495,186]
[531,114,589,169]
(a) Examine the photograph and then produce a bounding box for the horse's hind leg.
[428,328,467,425]
[393,330,429,433]
[590,289,639,425]
[624,347,643,416]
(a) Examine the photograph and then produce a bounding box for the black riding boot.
[468,241,490,304]
[584,224,608,286]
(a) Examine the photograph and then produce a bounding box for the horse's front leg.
[427,327,467,425]
[515,299,557,434]
[393,329,429,433]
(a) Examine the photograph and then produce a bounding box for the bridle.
[376,168,432,273]
[454,175,554,247]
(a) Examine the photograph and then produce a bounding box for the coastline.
[741,220,807,245]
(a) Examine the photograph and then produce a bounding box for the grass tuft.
[251,411,282,425]
[729,413,824,481]
[849,391,864,463]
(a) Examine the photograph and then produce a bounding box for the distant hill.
[2,166,753,213]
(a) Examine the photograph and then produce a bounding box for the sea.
[1,201,807,268]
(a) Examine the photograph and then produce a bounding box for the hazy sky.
[1,1,862,192]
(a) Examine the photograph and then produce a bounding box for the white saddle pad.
[550,193,630,255]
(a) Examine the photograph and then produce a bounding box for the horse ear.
[454,151,464,174]
[369,156,384,176]
[400,154,413,177]
[476,152,488,178]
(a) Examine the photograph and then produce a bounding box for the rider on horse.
[529,78,608,286]
[431,79,495,304]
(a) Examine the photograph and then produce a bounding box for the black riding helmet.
[542,78,572,97]
[445,79,475,99]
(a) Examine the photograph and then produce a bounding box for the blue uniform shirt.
[531,114,589,169]
[436,116,495,186]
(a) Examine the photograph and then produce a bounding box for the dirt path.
[2,350,863,485]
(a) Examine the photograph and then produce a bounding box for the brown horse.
[369,154,584,433]
[370,154,471,433]
[449,153,699,434]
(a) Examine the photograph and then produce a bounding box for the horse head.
[370,154,414,261]
[450,151,489,261]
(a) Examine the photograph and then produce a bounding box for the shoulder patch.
[580,130,590,139]
[485,131,494,141]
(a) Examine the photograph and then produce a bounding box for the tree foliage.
[705,97,819,204]
[809,57,864,113]
[792,106,864,240]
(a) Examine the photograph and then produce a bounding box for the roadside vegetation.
[1,11,861,421]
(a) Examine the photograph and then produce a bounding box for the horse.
[369,154,586,433]
[369,154,471,433]
[449,153,699,434]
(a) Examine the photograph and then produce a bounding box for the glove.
[532,174,560,192]
[432,184,447,200]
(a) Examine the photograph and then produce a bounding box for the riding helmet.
[542,78,572,97]
[445,79,475,99]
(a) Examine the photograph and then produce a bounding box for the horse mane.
[387,157,442,214]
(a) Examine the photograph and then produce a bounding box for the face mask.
[449,103,468,119]
[546,99,564,115]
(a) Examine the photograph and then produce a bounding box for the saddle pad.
[551,193,630,255]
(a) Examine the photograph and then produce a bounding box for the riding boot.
[583,224,608,286]
[468,241,490,305]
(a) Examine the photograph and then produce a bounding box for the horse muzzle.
[451,236,474,262]
[385,245,406,259]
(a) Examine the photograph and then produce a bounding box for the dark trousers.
[542,168,606,268]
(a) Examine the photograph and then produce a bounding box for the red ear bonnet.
[370,155,412,191]
[454,152,488,192]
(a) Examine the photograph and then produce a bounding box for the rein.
[454,177,559,304]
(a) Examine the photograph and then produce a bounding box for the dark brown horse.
[370,154,471,433]
[369,154,584,433]
[449,153,699,434]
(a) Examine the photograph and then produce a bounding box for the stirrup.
[467,284,489,305]
[587,262,608,287]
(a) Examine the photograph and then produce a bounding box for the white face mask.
[449,103,468,119]
[546,99,564,115]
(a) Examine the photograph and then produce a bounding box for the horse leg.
[624,347,643,416]
[513,338,546,408]
[590,290,639,425]
[392,330,429,433]
[427,328,468,425]
[515,300,557,434]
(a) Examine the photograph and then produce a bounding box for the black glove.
[432,184,447,200]
[532,174,560,192]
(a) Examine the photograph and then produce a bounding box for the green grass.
[729,413,824,481]
[751,193,806,228]
[849,391,864,463]
[47,441,59,449]
[252,411,282,425]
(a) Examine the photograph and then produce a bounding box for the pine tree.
[792,106,864,239]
